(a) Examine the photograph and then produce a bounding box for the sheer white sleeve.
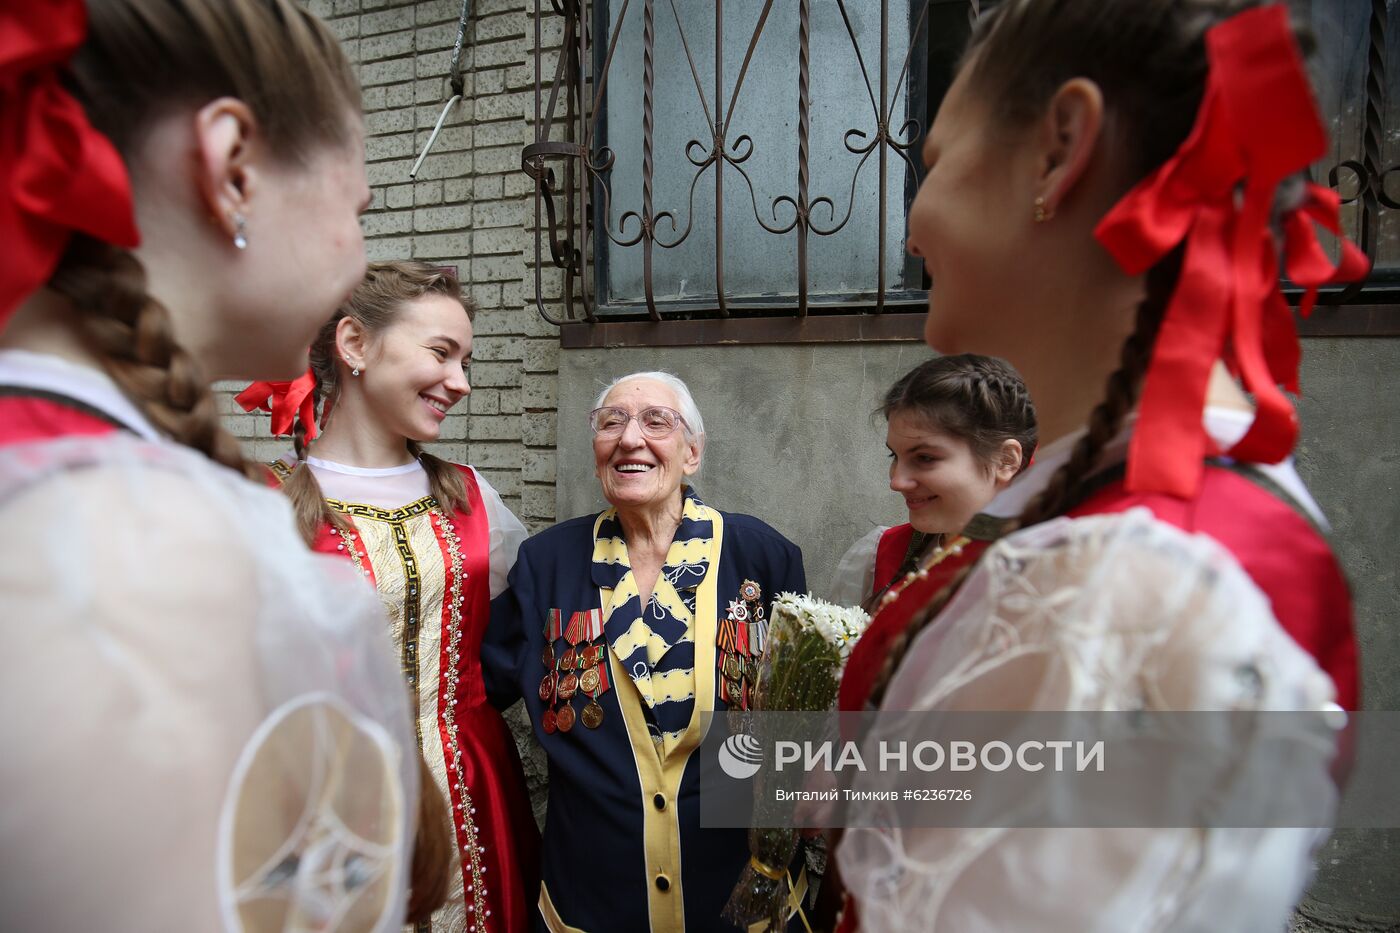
[472,466,527,599]
[827,526,885,608]
[837,508,1338,933]
[0,436,416,933]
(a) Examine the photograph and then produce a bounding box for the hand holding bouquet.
[722,593,870,930]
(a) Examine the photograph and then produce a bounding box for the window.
[524,0,1398,338]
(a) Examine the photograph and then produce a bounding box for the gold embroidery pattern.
[430,505,491,932]
[324,495,490,932]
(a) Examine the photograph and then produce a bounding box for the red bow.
[1,0,141,329]
[1094,4,1369,499]
[236,369,320,440]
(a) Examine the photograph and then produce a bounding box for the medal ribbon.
[1094,4,1369,499]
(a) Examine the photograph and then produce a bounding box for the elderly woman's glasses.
[589,406,686,439]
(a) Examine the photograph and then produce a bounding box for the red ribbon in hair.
[236,369,320,440]
[1094,3,1369,499]
[1,0,141,328]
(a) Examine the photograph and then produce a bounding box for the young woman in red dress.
[827,353,1036,616]
[830,1,1367,930]
[242,260,541,933]
[0,1,434,929]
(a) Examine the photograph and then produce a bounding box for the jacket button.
[655,874,671,892]
[653,793,666,811]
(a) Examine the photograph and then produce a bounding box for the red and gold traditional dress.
[272,454,541,933]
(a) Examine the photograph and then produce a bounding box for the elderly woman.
[484,371,806,932]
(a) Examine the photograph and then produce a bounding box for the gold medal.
[579,666,601,695]
[561,647,577,671]
[722,653,742,681]
[556,703,575,732]
[538,672,557,702]
[582,699,604,729]
[726,678,745,705]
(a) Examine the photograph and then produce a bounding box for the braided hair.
[280,261,477,545]
[867,0,1307,706]
[49,0,361,481]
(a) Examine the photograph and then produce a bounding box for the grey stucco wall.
[556,336,1399,925]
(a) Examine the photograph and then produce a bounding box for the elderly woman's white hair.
[593,371,706,441]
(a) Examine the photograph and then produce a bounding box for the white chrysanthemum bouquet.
[722,593,870,930]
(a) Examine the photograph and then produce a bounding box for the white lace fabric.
[837,508,1338,933]
[0,434,416,932]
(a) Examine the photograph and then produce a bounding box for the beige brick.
[468,388,501,415]
[523,337,558,374]
[360,56,414,87]
[414,180,446,206]
[473,175,505,200]
[414,204,469,232]
[362,211,414,236]
[444,178,473,202]
[383,81,416,108]
[522,448,556,484]
[366,236,414,261]
[469,361,523,389]
[362,7,412,35]
[366,107,414,136]
[521,483,555,520]
[522,411,557,447]
[414,0,462,25]
[410,151,472,180]
[471,441,523,470]
[500,387,524,415]
[473,334,525,361]
[473,90,529,122]
[418,124,473,152]
[366,134,415,161]
[366,158,416,185]
[386,184,414,209]
[473,226,521,257]
[469,283,504,311]
[477,11,528,42]
[360,28,413,61]
[521,375,556,409]
[333,0,360,15]
[469,414,522,441]
[472,199,523,229]
[475,467,521,499]
[327,15,360,40]
[413,232,472,259]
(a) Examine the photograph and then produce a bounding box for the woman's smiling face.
[592,378,702,514]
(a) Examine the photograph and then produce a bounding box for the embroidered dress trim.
[325,492,491,931]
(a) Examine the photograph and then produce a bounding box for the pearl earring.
[1033,196,1053,223]
[232,213,248,249]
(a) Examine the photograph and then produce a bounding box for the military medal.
[556,702,575,732]
[539,671,557,702]
[558,671,579,700]
[542,708,557,734]
[718,580,768,712]
[582,698,604,729]
[579,666,601,695]
[561,646,577,671]
[541,645,555,667]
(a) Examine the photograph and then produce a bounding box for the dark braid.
[868,252,1180,708]
[49,237,263,482]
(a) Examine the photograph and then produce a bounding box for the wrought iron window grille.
[522,0,1398,343]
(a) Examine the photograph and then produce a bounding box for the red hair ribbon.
[236,369,320,440]
[1,0,141,328]
[1094,3,1369,499]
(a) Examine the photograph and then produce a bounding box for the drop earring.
[1033,196,1054,223]
[232,213,248,249]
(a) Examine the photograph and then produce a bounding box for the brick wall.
[217,0,563,532]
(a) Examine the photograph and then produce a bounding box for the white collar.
[982,406,1322,527]
[0,349,162,441]
[303,454,424,477]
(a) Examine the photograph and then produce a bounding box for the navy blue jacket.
[484,508,805,932]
